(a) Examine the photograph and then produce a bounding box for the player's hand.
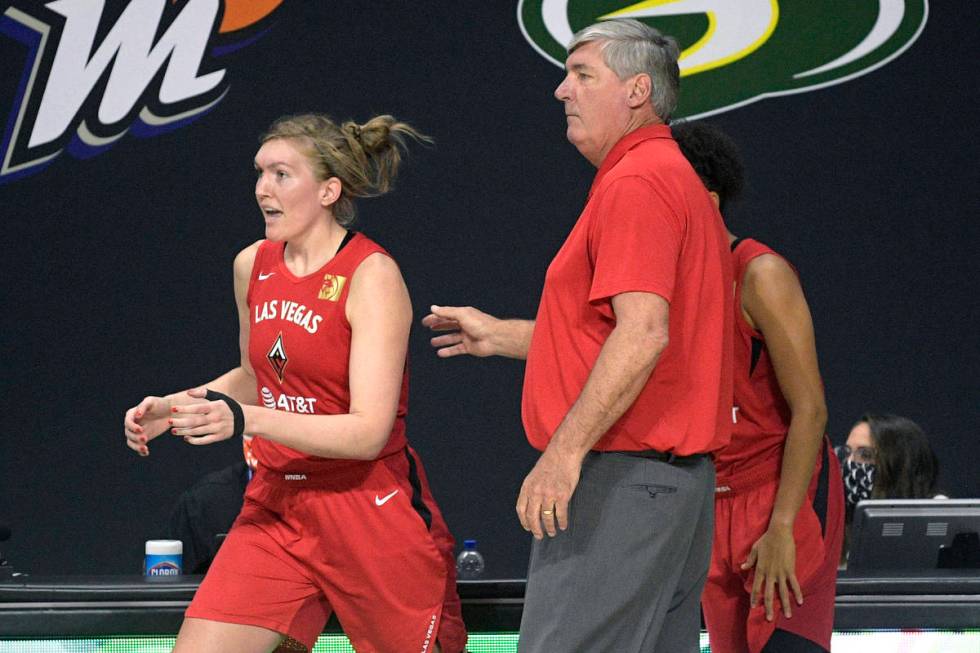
[516,446,582,539]
[741,523,803,621]
[422,305,499,358]
[169,386,239,446]
[123,396,172,457]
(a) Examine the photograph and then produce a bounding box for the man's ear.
[627,73,652,108]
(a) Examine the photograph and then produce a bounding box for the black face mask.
[842,460,876,506]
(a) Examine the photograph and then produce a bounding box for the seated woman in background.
[840,413,941,509]
[839,413,943,565]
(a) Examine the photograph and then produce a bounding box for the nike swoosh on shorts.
[375,490,399,506]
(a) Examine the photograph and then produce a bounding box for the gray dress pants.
[519,450,715,653]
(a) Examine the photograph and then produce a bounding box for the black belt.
[605,449,706,465]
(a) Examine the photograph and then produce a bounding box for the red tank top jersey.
[245,234,408,472]
[715,239,797,483]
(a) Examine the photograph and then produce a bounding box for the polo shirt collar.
[590,123,673,195]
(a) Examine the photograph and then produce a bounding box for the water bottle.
[456,539,485,579]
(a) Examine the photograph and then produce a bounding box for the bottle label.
[145,553,182,576]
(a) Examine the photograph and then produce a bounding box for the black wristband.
[205,390,245,438]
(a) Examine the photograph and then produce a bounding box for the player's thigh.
[173,617,284,653]
[317,458,448,652]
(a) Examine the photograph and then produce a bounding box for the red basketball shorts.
[703,445,844,653]
[186,446,466,653]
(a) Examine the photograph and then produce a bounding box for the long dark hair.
[862,413,939,498]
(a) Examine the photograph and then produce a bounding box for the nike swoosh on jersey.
[374,490,399,506]
[258,272,275,280]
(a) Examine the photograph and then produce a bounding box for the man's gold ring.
[542,509,553,515]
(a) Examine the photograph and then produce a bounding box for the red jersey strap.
[732,238,798,283]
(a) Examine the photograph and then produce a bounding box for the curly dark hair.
[670,120,745,213]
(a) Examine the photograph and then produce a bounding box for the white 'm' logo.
[0,0,281,184]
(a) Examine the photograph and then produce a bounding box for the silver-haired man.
[425,19,733,651]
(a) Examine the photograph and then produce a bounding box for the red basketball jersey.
[715,239,796,483]
[245,234,409,472]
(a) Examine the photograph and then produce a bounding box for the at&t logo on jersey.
[0,0,283,184]
[261,386,317,414]
[518,0,928,119]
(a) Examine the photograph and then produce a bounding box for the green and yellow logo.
[518,0,928,119]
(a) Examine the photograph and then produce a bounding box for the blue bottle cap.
[463,539,477,548]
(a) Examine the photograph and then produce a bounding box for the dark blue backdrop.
[0,1,976,578]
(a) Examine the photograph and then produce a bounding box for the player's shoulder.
[745,250,792,277]
[233,239,265,279]
[743,251,801,304]
[352,250,400,283]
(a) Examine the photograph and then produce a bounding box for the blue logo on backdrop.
[0,0,283,184]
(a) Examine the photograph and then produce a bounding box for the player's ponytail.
[261,113,431,225]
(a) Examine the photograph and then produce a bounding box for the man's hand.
[422,305,500,358]
[741,523,803,621]
[516,447,583,539]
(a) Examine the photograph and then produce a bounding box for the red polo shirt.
[522,124,733,455]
